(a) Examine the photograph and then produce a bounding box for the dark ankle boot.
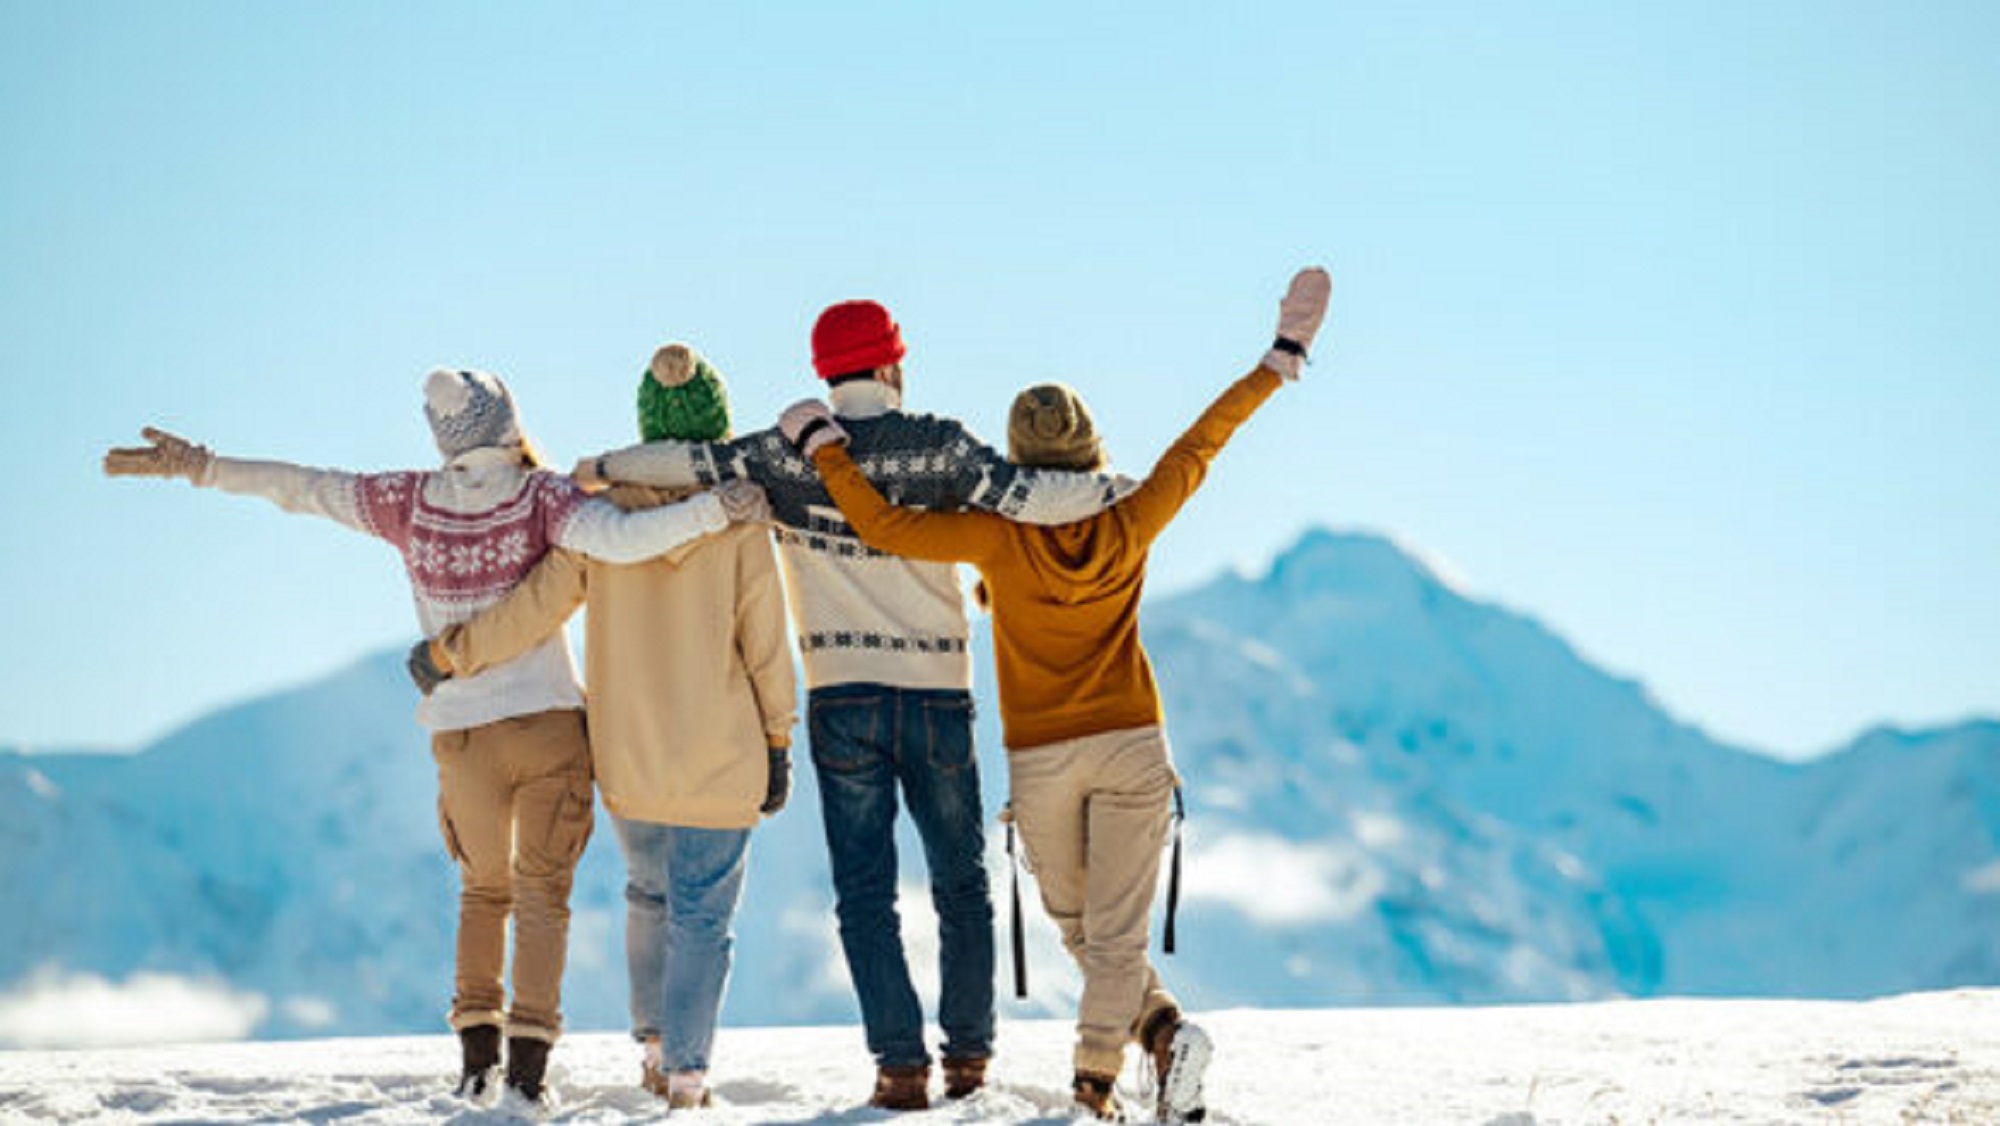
[942,1054,988,1098]
[869,1063,931,1110]
[506,1035,552,1102]
[454,1024,501,1098]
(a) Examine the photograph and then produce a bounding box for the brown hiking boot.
[942,1055,988,1098]
[1073,1070,1121,1120]
[869,1063,931,1110]
[667,1069,713,1109]
[639,1058,670,1099]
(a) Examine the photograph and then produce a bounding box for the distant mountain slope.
[2,527,1994,1040]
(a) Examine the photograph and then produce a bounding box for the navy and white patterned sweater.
[597,389,1126,693]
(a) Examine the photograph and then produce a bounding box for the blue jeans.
[613,817,752,1073]
[809,684,995,1068]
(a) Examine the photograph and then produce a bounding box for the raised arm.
[434,548,589,676]
[1118,266,1331,546]
[780,402,1011,565]
[1115,367,1284,545]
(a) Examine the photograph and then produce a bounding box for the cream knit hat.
[423,368,522,459]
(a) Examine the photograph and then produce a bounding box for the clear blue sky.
[2,1,1995,758]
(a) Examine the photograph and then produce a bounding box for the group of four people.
[102,266,1331,1121]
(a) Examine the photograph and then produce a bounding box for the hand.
[570,456,611,494]
[103,427,213,483]
[778,400,849,456]
[1264,266,1332,380]
[714,479,771,524]
[407,639,453,696]
[760,745,792,815]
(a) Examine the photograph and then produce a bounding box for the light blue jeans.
[613,816,752,1072]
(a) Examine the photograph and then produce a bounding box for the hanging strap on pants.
[1164,784,1185,955]
[1003,804,1028,999]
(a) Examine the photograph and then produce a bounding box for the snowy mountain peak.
[1258,527,1466,601]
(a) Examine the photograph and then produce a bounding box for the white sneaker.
[1157,1020,1212,1123]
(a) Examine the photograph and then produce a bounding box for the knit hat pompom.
[638,344,732,442]
[812,300,906,380]
[1007,383,1104,472]
[423,367,522,459]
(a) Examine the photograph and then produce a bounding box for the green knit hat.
[637,343,732,442]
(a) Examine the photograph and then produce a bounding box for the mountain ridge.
[3,525,1994,1040]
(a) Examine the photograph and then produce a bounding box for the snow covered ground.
[3,992,1996,1124]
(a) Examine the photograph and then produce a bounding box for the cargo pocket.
[542,775,595,865]
[436,794,467,865]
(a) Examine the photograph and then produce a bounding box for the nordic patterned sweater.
[596,381,1127,693]
[199,445,729,731]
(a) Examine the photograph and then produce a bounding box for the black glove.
[407,639,453,696]
[761,745,792,815]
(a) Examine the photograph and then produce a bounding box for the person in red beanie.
[573,302,1130,1110]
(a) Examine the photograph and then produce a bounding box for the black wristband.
[1272,335,1307,358]
[793,417,834,453]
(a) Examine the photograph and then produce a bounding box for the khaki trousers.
[1009,725,1181,1077]
[431,708,595,1042]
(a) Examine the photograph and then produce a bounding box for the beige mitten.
[714,478,772,525]
[102,427,214,483]
[778,399,849,456]
[1262,266,1332,380]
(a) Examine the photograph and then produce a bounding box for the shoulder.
[354,469,426,514]
[526,467,583,496]
[525,468,591,520]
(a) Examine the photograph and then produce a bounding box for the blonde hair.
[517,436,547,468]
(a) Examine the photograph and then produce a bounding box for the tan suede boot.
[1072,1070,1121,1120]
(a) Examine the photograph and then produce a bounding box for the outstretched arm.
[104,427,393,540]
[433,549,589,677]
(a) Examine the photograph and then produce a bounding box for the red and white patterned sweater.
[202,446,729,731]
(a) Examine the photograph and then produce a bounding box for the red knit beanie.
[812,300,907,380]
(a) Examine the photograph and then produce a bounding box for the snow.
[3,994,1997,1123]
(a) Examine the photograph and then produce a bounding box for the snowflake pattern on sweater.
[357,469,584,623]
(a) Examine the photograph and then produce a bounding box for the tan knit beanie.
[1007,383,1105,472]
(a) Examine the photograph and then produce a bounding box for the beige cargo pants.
[1009,725,1181,1078]
[431,708,595,1043]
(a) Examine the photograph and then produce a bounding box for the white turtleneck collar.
[829,379,903,419]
